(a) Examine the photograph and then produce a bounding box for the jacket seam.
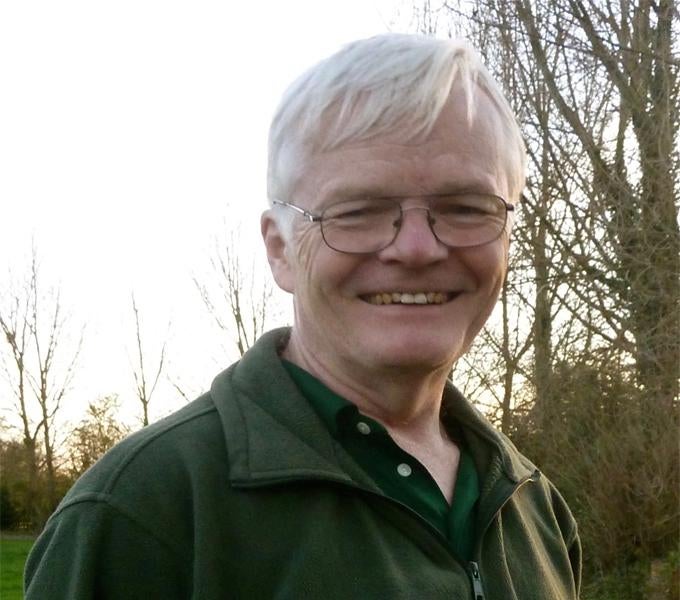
[99,401,217,495]
[48,492,186,562]
[564,522,579,549]
[222,366,255,477]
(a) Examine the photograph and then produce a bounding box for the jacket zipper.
[468,469,541,599]
[345,486,492,599]
[238,469,540,599]
[469,561,485,600]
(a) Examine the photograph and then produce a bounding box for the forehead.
[290,86,510,208]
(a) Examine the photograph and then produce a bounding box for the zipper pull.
[469,561,485,600]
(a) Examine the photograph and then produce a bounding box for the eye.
[337,207,374,219]
[448,204,488,215]
[325,199,391,220]
[435,194,501,217]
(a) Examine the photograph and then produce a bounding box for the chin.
[360,336,464,373]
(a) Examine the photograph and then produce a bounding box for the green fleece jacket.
[25,328,581,599]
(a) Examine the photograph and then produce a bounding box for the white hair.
[267,33,526,228]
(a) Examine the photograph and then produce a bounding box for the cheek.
[460,240,508,289]
[293,228,322,291]
[292,231,364,303]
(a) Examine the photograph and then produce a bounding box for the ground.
[0,534,34,600]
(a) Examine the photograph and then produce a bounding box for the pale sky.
[0,0,414,432]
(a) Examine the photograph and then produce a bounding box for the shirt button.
[356,421,371,435]
[397,463,412,477]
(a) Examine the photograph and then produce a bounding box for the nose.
[377,205,449,266]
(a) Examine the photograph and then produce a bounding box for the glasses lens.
[429,194,507,247]
[321,199,400,253]
[319,194,508,253]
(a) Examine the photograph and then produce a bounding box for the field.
[0,536,34,600]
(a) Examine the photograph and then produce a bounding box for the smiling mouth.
[361,292,458,306]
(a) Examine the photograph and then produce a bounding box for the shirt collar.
[281,359,354,438]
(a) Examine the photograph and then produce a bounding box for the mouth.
[360,291,460,306]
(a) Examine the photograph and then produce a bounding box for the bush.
[509,361,679,594]
[0,484,19,530]
[582,560,649,600]
[582,552,679,600]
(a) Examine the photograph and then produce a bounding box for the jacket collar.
[211,329,378,490]
[441,383,537,485]
[211,328,535,488]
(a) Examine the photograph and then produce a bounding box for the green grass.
[0,536,34,600]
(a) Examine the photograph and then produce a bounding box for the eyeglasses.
[272,193,514,254]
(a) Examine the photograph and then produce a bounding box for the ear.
[261,210,295,293]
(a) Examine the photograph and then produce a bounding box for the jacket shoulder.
[55,392,226,517]
[25,392,230,599]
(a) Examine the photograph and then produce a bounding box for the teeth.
[365,292,451,305]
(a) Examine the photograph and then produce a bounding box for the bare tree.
[194,230,274,358]
[129,293,167,427]
[450,256,534,433]
[0,248,82,522]
[28,258,82,510]
[512,0,680,408]
[0,265,40,524]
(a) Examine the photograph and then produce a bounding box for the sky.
[0,0,416,430]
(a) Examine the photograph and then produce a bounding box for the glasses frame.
[272,195,514,254]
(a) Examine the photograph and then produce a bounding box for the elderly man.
[25,34,581,599]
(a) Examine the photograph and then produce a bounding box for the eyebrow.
[427,179,499,196]
[324,184,393,201]
[325,179,497,202]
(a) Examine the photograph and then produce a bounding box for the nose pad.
[379,206,449,268]
[394,206,437,240]
[380,205,449,265]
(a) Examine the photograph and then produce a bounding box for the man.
[25,34,581,599]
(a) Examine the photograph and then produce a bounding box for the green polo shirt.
[282,360,479,560]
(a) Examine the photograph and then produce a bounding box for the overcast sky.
[0,0,413,429]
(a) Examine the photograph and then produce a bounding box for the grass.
[0,535,34,600]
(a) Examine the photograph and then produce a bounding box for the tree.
[450,260,534,433]
[0,248,82,525]
[193,229,275,358]
[129,293,167,427]
[29,260,82,513]
[0,267,40,525]
[0,436,36,530]
[511,0,680,408]
[67,395,130,478]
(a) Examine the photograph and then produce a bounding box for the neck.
[282,331,451,438]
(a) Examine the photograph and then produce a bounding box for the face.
[262,85,512,380]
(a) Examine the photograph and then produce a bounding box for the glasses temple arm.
[272,200,321,222]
